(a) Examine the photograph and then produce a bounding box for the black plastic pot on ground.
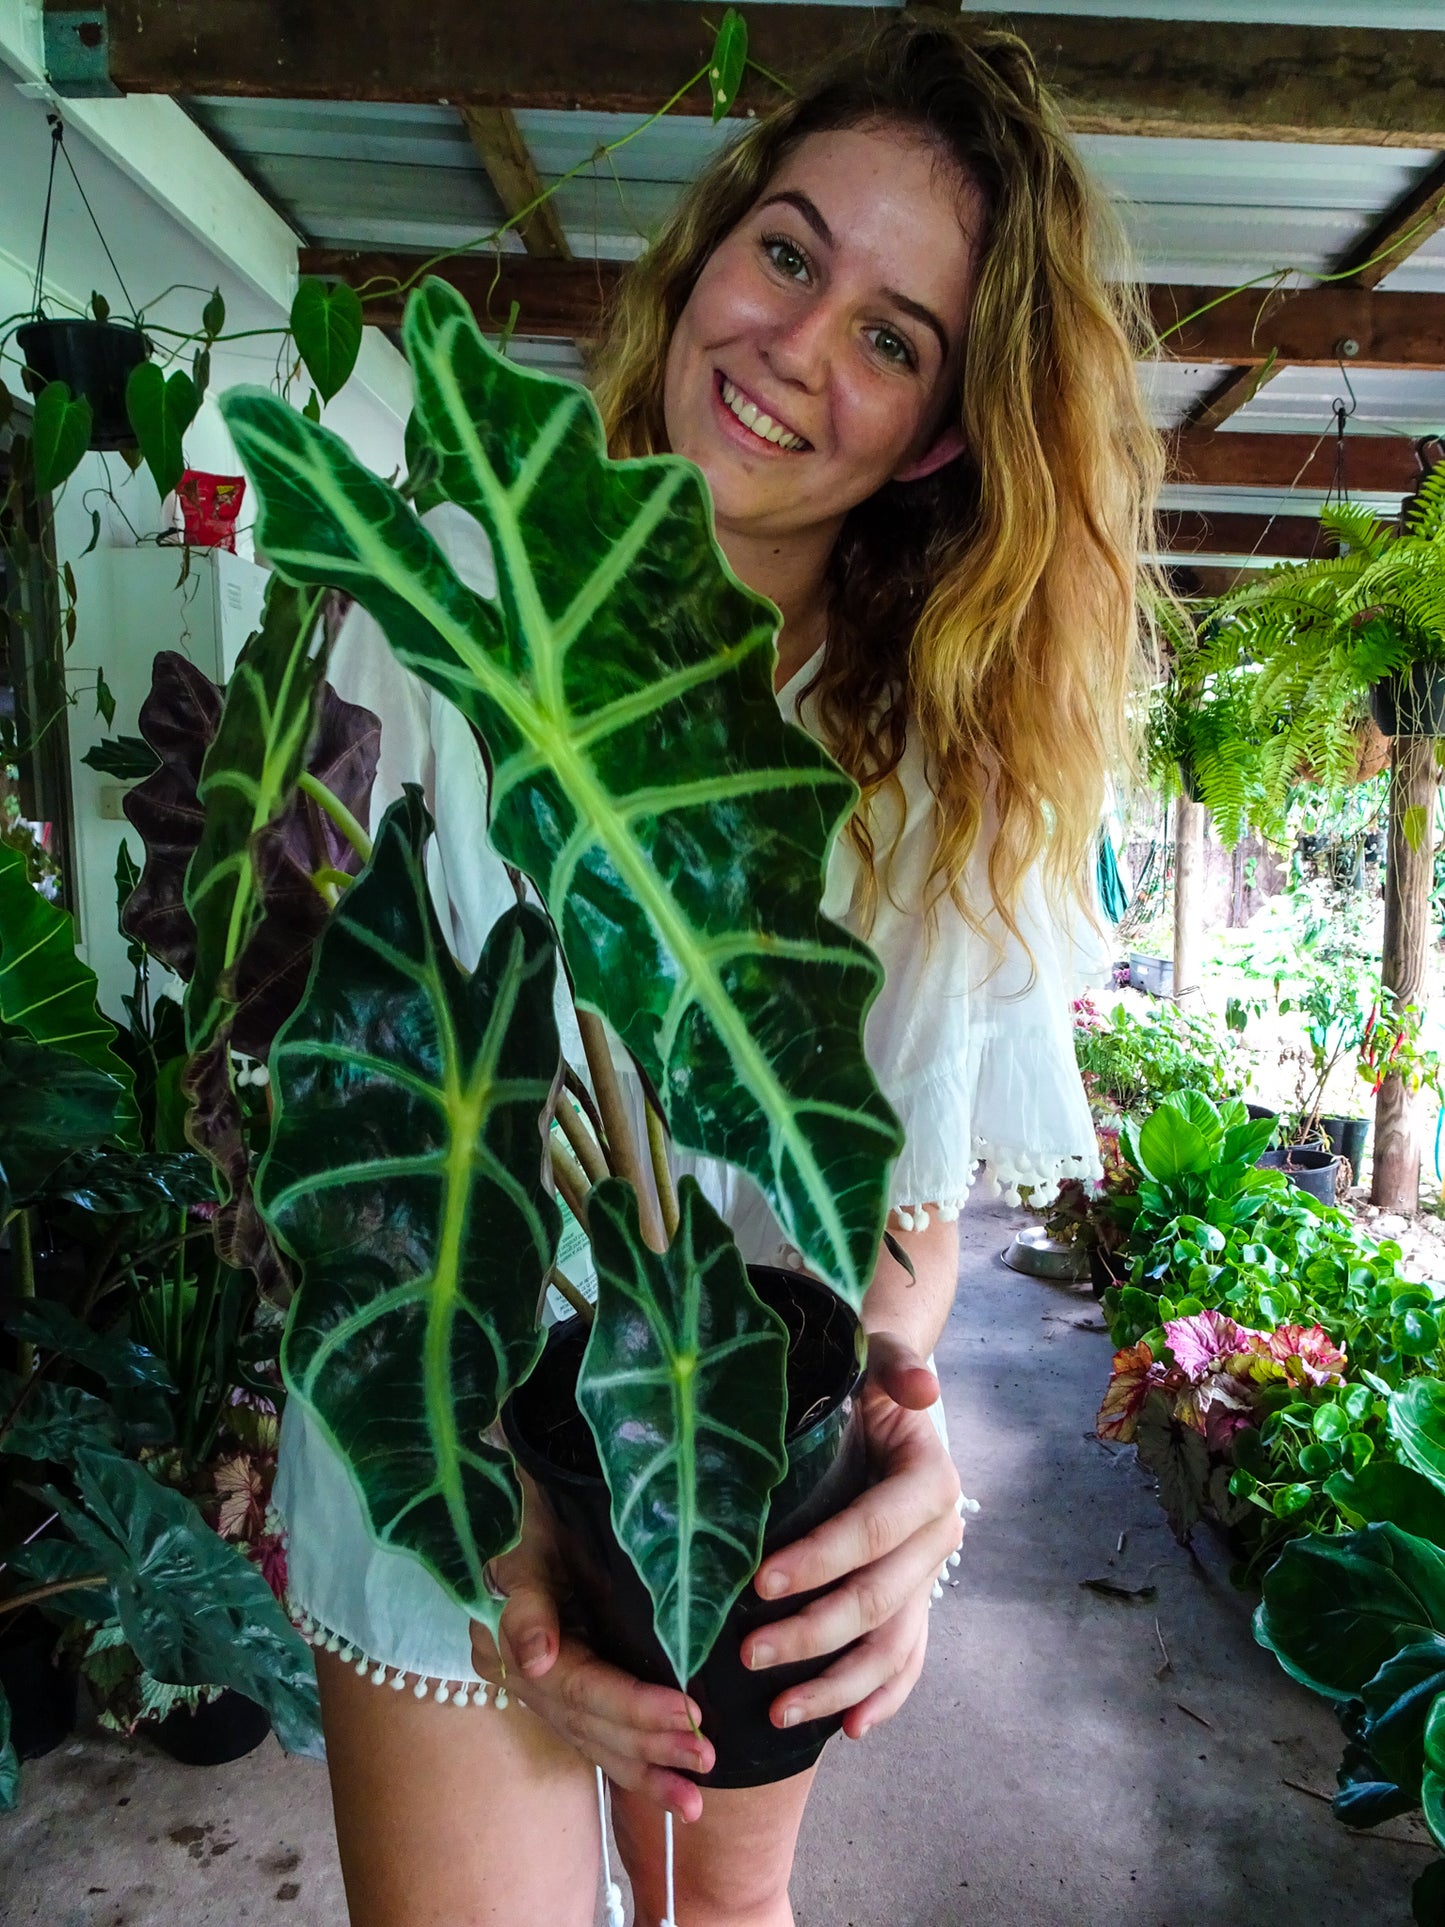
[1369,663,1445,740]
[1320,1114,1369,1182]
[0,1608,78,1760]
[1257,1146,1341,1207]
[14,317,147,452]
[1087,1244,1131,1302]
[150,1689,271,1766]
[504,1265,868,1789]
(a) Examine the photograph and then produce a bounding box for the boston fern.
[1202,470,1445,834]
[202,277,903,1684]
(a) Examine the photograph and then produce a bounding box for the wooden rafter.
[299,250,623,335]
[42,2,1445,146]
[1155,511,1324,562]
[1184,152,1445,432]
[458,106,571,262]
[1169,431,1418,495]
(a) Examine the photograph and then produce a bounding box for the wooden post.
[1372,732,1437,1213]
[1172,795,1205,1001]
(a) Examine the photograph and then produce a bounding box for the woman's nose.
[760,297,838,393]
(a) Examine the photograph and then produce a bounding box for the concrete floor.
[2,1196,1434,1926]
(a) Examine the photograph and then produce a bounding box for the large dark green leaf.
[260,792,562,1634]
[1255,1524,1445,1701]
[44,1447,320,1754]
[1392,1381,1445,1495]
[0,1030,123,1210]
[30,379,92,493]
[1362,1635,1445,1797]
[1326,1463,1445,1542]
[579,1175,788,1685]
[290,279,363,404]
[0,843,137,1143]
[222,277,902,1309]
[4,1300,175,1398]
[39,1146,213,1216]
[0,1368,119,1461]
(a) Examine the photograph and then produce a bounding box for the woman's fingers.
[863,1329,941,1411]
[766,1601,929,1731]
[840,1623,931,1741]
[741,1517,956,1671]
[498,1578,563,1679]
[755,1427,961,1602]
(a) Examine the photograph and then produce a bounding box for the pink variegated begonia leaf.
[1163,1308,1254,1382]
[1263,1322,1348,1386]
[1097,1339,1158,1443]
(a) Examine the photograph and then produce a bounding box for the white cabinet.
[65,545,269,1013]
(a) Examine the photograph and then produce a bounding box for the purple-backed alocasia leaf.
[122,651,222,979]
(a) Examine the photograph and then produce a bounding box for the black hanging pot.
[150,1688,271,1766]
[0,1608,78,1760]
[1369,663,1445,740]
[1257,1145,1341,1207]
[15,317,148,451]
[503,1265,869,1789]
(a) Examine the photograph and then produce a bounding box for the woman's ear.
[892,422,967,486]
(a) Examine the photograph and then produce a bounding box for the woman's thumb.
[501,1582,561,1679]
[866,1329,940,1410]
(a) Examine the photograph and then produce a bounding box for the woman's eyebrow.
[884,289,951,362]
[757,189,835,249]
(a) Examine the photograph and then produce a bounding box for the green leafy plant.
[1071,993,1247,1115]
[204,276,902,1674]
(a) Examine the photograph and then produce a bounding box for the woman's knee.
[612,1773,813,1927]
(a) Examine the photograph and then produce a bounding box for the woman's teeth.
[719,377,805,450]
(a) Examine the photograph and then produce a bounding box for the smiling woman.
[276,16,1162,1927]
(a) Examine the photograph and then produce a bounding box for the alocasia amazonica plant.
[197,275,903,1674]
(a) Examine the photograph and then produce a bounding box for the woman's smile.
[711,371,811,454]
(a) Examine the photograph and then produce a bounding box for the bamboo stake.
[549,1141,592,1229]
[645,1097,679,1243]
[555,1093,611,1187]
[548,1266,595,1324]
[576,1011,665,1251]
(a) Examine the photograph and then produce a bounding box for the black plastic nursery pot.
[1087,1243,1131,1301]
[1320,1114,1368,1181]
[0,1608,78,1760]
[503,1265,868,1789]
[15,317,148,451]
[1256,1145,1341,1207]
[1369,663,1445,740]
[150,1688,272,1766]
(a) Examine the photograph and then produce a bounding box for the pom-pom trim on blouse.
[288,1598,508,1708]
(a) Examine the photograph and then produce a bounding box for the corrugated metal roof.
[181,2,1445,556]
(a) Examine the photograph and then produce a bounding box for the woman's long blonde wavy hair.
[592,13,1162,940]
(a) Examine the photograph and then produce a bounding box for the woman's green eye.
[872,328,913,367]
[764,237,808,280]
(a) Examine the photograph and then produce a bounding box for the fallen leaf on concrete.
[1080,1576,1158,1601]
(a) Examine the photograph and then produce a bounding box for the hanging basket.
[15,317,148,451]
[1370,663,1445,741]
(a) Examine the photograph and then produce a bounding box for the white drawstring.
[596,1767,625,1927]
[662,1809,677,1927]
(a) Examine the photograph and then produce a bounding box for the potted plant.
[178,277,906,1785]
[14,299,148,454]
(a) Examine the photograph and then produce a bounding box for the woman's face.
[663,122,985,542]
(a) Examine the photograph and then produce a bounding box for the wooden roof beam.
[1154,511,1323,562]
[1169,431,1419,494]
[42,3,1445,147]
[458,106,571,262]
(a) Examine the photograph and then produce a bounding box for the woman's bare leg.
[611,1766,818,1927]
[315,1648,600,1927]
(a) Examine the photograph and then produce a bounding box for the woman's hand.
[469,1486,714,1822]
[739,1329,964,1738]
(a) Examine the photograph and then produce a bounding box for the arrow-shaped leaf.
[221,278,901,1310]
[0,1030,122,1212]
[30,379,92,493]
[579,1174,788,1685]
[0,844,136,1143]
[259,791,562,1632]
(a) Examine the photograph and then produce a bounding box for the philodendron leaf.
[1255,1523,1445,1702]
[260,791,562,1633]
[0,1369,119,1462]
[0,1030,123,1209]
[124,362,199,500]
[291,279,363,404]
[44,1447,321,1755]
[709,8,748,121]
[1361,1634,1445,1797]
[0,843,138,1143]
[39,1145,213,1216]
[30,379,92,493]
[579,1175,789,1685]
[1391,1380,1445,1495]
[222,276,902,1310]
[4,1300,175,1398]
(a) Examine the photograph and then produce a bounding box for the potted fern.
[176,277,905,1786]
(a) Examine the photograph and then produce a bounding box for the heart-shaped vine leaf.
[0,843,137,1143]
[579,1174,788,1685]
[291,279,363,404]
[125,362,199,500]
[30,379,92,492]
[42,1446,321,1755]
[221,277,901,1310]
[259,791,562,1632]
